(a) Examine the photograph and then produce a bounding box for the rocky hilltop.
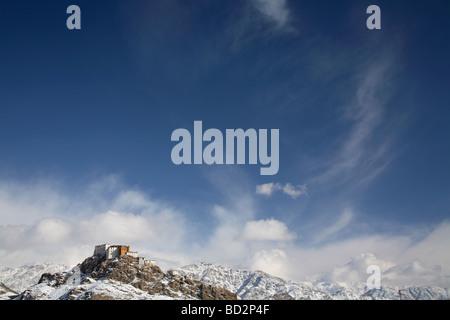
[16,255,237,300]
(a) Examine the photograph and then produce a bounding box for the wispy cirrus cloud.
[251,0,291,29]
[312,52,398,188]
[312,208,354,244]
[226,0,295,53]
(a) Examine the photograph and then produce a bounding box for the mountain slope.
[1,259,448,300]
[0,282,18,300]
[15,255,237,300]
[175,262,449,300]
[364,286,450,300]
[0,263,71,293]
[175,262,334,300]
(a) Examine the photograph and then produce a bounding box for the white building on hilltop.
[93,244,155,266]
[94,244,131,259]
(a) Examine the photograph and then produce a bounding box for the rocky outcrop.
[0,282,18,300]
[17,255,237,300]
[80,255,165,284]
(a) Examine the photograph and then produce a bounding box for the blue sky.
[0,1,449,287]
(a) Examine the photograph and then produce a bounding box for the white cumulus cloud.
[256,182,307,199]
[241,218,296,241]
[251,249,290,277]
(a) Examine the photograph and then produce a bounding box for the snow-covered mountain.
[0,259,448,300]
[0,282,17,300]
[364,286,450,300]
[3,255,237,300]
[174,262,334,300]
[0,263,71,293]
[174,262,450,300]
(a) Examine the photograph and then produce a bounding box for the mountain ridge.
[0,259,448,300]
[10,255,237,300]
[174,261,449,300]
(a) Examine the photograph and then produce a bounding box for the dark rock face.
[38,272,65,286]
[0,282,18,297]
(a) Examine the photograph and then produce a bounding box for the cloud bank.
[0,175,449,288]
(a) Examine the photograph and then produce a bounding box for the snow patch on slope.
[0,263,71,293]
